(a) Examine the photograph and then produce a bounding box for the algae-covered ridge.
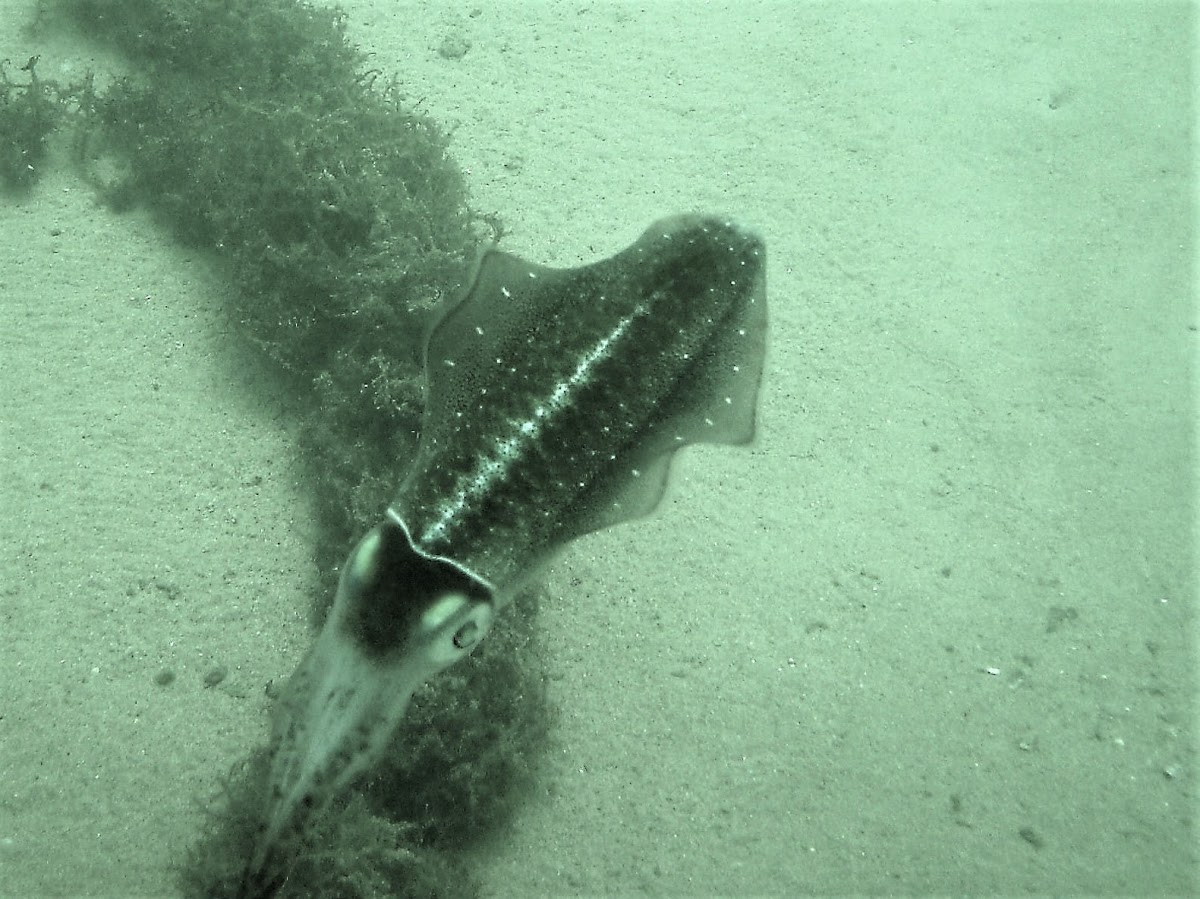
[11,1,552,896]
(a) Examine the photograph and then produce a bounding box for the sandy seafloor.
[0,1,1196,896]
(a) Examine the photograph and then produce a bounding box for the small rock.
[438,33,471,60]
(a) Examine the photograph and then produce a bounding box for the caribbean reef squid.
[239,215,768,897]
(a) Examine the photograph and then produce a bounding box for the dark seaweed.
[18,2,547,896]
[0,56,68,190]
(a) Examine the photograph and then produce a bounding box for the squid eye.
[418,592,494,668]
[453,620,482,650]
